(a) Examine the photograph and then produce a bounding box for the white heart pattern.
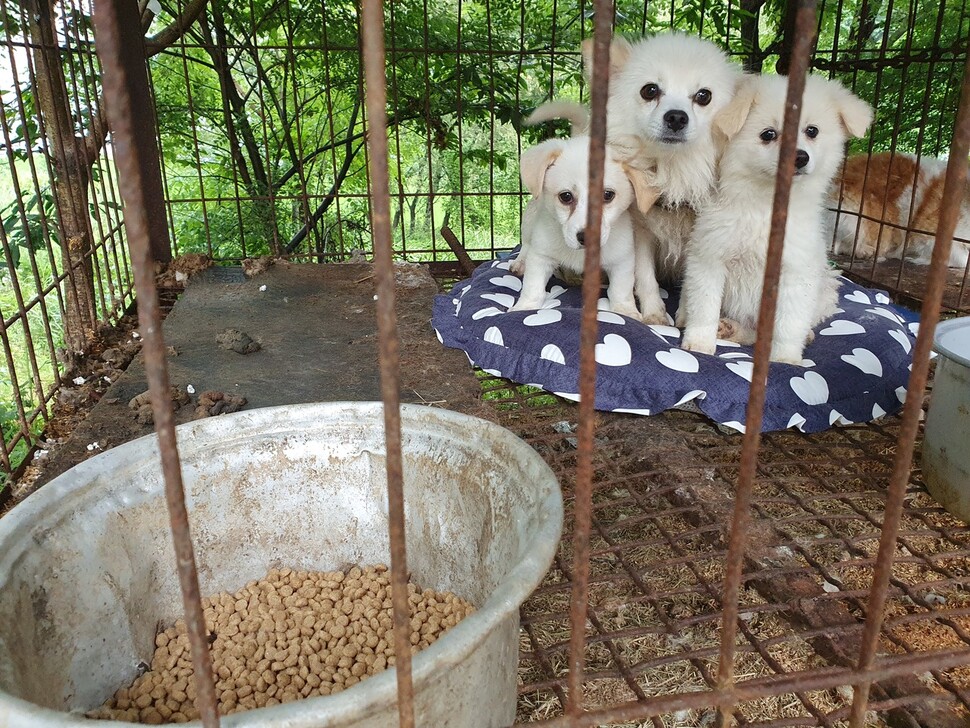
[649,324,681,339]
[896,386,907,403]
[597,311,627,325]
[840,347,883,377]
[721,421,746,433]
[675,389,706,406]
[872,403,887,419]
[655,348,699,373]
[720,352,751,360]
[523,309,563,326]
[472,306,504,320]
[875,293,891,304]
[489,275,522,291]
[888,329,912,354]
[867,307,904,324]
[801,359,816,368]
[596,334,633,367]
[820,319,866,336]
[483,326,505,347]
[787,413,806,430]
[481,292,516,309]
[790,370,830,405]
[844,290,871,304]
[726,361,753,381]
[540,344,566,365]
[829,409,848,425]
[548,285,568,298]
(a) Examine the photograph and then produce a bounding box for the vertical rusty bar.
[92,2,220,727]
[849,41,970,728]
[714,2,816,724]
[565,0,613,721]
[359,1,416,726]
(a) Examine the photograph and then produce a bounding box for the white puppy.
[510,135,658,319]
[582,33,743,320]
[680,74,873,365]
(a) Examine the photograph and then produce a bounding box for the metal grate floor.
[463,375,970,727]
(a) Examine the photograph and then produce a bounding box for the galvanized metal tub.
[923,317,970,522]
[0,402,563,727]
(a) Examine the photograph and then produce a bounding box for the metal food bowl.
[0,402,562,727]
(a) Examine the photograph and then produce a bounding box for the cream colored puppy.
[680,74,873,365]
[511,135,658,318]
[583,33,743,320]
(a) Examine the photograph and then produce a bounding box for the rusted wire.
[714,3,817,724]
[565,0,613,721]
[92,2,220,726]
[359,0,416,725]
[849,38,970,728]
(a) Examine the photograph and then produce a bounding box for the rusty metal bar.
[714,2,817,723]
[849,38,970,728]
[92,1,220,726]
[535,643,970,728]
[359,1,416,726]
[565,1,613,721]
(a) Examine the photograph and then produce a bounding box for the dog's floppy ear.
[831,82,873,138]
[714,74,758,139]
[622,164,661,214]
[521,139,567,197]
[582,36,634,81]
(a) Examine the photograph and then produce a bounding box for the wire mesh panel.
[0,0,133,489]
[4,0,970,726]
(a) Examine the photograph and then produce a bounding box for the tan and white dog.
[680,74,873,364]
[828,151,970,269]
[510,134,658,319]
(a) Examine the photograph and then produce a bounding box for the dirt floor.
[6,261,970,727]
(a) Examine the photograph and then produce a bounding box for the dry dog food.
[87,565,474,723]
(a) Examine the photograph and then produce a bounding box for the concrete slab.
[30,262,481,486]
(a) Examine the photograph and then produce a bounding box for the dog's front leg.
[680,261,725,356]
[604,264,641,320]
[633,233,667,325]
[770,276,817,365]
[509,257,554,312]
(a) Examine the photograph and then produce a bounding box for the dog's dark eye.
[640,83,660,101]
[558,191,574,204]
[694,88,712,106]
[759,128,778,143]
[805,125,819,139]
[603,189,616,203]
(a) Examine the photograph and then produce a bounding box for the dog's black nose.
[795,149,810,169]
[576,230,585,245]
[663,109,689,132]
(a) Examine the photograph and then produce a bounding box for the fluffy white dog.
[510,135,658,319]
[582,32,743,322]
[680,73,873,365]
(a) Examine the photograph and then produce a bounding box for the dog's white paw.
[509,299,540,313]
[717,318,741,340]
[770,343,806,365]
[674,306,686,328]
[509,257,526,276]
[682,330,716,355]
[639,299,667,326]
[611,303,642,320]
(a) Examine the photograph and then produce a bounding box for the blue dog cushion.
[431,252,919,433]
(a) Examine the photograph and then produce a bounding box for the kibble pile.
[87,565,474,723]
